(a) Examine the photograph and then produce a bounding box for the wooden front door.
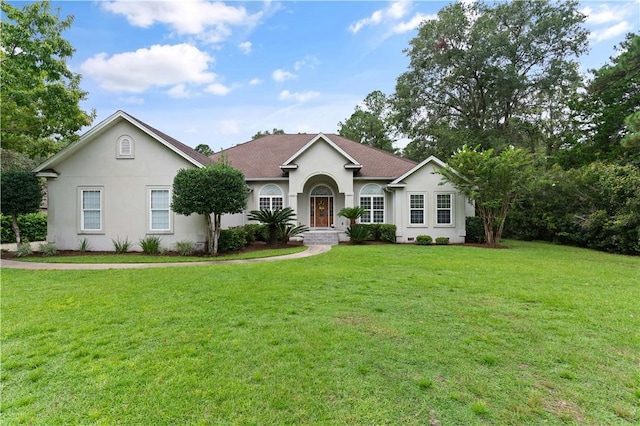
[311,197,332,227]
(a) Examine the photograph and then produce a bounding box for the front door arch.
[310,185,334,228]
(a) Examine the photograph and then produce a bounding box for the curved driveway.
[1,245,331,270]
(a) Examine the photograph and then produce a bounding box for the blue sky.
[10,0,640,151]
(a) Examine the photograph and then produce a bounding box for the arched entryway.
[309,185,334,228]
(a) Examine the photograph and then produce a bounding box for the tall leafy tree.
[439,145,533,247]
[570,33,640,166]
[171,162,248,255]
[0,170,43,245]
[1,0,94,160]
[195,144,213,156]
[339,90,396,153]
[252,129,285,139]
[393,0,588,161]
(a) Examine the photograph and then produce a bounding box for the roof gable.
[281,133,361,170]
[211,133,417,179]
[34,110,210,173]
[389,155,448,186]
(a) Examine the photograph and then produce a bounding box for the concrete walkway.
[1,245,332,270]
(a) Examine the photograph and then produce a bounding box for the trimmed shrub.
[218,227,247,253]
[1,213,47,244]
[365,223,382,241]
[175,240,195,256]
[379,224,397,243]
[435,237,450,245]
[244,223,267,243]
[139,236,162,254]
[39,242,57,257]
[416,235,433,245]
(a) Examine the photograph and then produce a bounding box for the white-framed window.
[359,184,384,223]
[117,135,134,159]
[80,188,103,232]
[149,188,171,232]
[259,184,284,211]
[409,193,426,225]
[435,193,454,226]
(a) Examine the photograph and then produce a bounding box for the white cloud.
[239,41,252,54]
[349,1,412,34]
[591,21,633,43]
[272,69,296,82]
[279,90,320,102]
[167,84,194,99]
[249,78,263,85]
[101,0,262,44]
[205,83,232,96]
[119,95,145,105]
[293,55,320,71]
[581,5,623,24]
[393,12,433,33]
[81,44,215,93]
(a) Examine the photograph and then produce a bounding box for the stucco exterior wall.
[44,120,206,251]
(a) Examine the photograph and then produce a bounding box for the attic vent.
[117,135,135,159]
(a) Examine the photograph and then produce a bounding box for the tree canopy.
[195,144,214,156]
[252,129,285,139]
[338,91,396,153]
[393,0,588,161]
[0,0,94,160]
[172,162,248,255]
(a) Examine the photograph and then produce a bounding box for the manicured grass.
[10,245,307,263]
[2,241,639,424]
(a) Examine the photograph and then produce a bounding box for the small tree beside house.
[171,161,248,255]
[1,170,43,246]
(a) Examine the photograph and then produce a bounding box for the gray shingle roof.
[210,133,417,179]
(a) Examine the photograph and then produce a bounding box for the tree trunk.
[205,213,214,255]
[11,214,21,246]
[213,213,221,255]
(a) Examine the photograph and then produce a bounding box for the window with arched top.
[259,184,284,211]
[359,184,384,223]
[311,185,333,196]
[117,135,134,158]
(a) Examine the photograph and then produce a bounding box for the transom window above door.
[259,184,284,211]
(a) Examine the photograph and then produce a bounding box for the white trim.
[435,192,455,227]
[281,133,362,169]
[408,192,427,226]
[390,155,448,185]
[148,187,172,233]
[79,187,103,233]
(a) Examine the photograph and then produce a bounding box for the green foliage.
[337,207,367,228]
[14,242,32,257]
[78,238,90,252]
[465,216,485,244]
[138,236,162,255]
[378,224,397,243]
[338,91,396,153]
[507,162,640,255]
[252,128,285,139]
[218,227,247,253]
[194,144,213,156]
[346,224,371,244]
[112,237,132,254]
[0,1,94,159]
[247,207,297,245]
[439,145,533,246]
[174,240,195,256]
[435,237,450,245]
[172,163,248,255]
[393,0,588,161]
[243,223,267,243]
[38,242,57,257]
[570,33,640,167]
[278,223,309,243]
[1,213,47,244]
[0,170,42,216]
[416,235,433,245]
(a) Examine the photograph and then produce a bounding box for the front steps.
[303,230,340,246]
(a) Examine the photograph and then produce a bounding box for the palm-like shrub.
[337,206,366,228]
[346,224,371,244]
[247,207,298,245]
[278,223,310,243]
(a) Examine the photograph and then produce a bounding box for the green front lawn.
[2,241,639,424]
